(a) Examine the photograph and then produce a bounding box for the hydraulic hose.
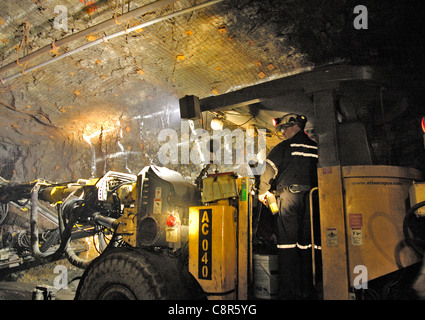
[58,199,93,269]
[30,185,90,267]
[403,200,425,257]
[31,182,121,268]
[30,184,76,262]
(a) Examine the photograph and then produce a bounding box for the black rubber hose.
[30,187,90,267]
[58,199,92,269]
[30,188,81,262]
[403,200,425,257]
[39,229,60,253]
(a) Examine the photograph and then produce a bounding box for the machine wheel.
[75,247,205,300]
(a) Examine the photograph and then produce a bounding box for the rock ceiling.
[0,0,423,142]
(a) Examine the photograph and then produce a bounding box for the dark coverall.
[259,130,318,299]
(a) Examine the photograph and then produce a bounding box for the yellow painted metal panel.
[409,182,425,216]
[189,204,237,299]
[237,177,251,300]
[318,166,350,300]
[342,165,423,284]
[114,207,137,247]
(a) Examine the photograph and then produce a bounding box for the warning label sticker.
[349,213,363,228]
[326,228,339,247]
[153,199,162,214]
[351,228,363,246]
[349,214,363,246]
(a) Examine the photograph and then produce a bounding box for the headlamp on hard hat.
[273,113,307,130]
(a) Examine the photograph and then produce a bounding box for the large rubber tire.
[75,247,205,300]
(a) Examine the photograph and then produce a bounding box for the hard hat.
[273,113,307,129]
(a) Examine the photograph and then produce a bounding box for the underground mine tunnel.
[1,0,425,305]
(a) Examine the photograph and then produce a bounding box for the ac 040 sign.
[198,209,212,280]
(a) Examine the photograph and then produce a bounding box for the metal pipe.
[92,212,116,229]
[0,0,180,76]
[0,0,225,84]
[309,187,318,288]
